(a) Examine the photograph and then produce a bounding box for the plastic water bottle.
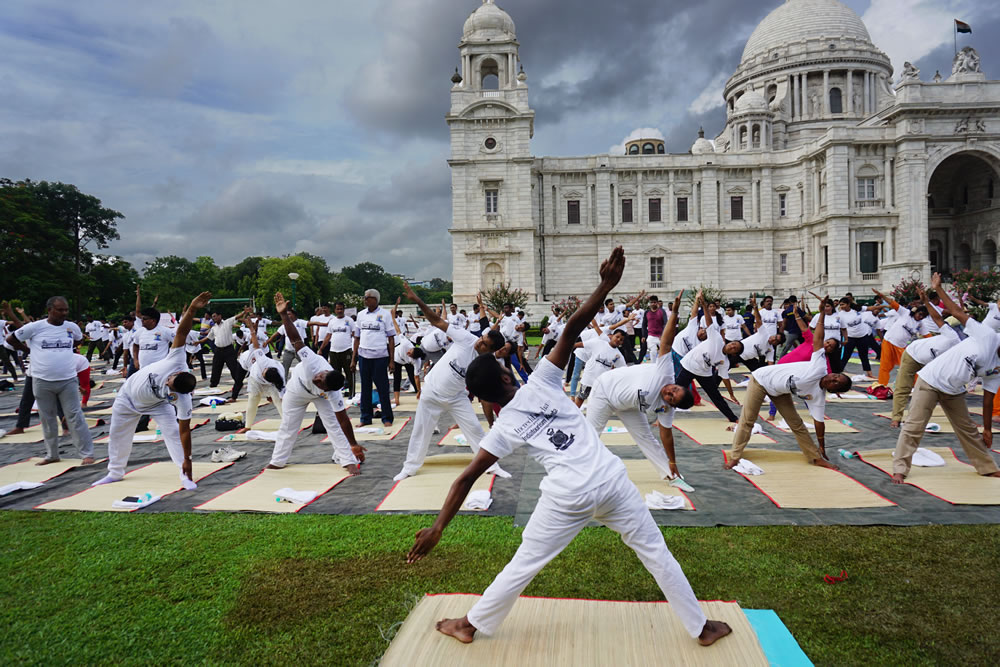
[841,419,853,427]
[137,492,153,504]
[838,449,856,459]
[155,429,162,438]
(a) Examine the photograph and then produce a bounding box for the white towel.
[193,387,226,396]
[913,447,946,467]
[924,422,942,433]
[454,434,468,445]
[132,434,159,442]
[274,487,319,504]
[644,491,685,510]
[111,494,161,509]
[355,426,385,435]
[751,423,764,435]
[734,459,765,475]
[776,419,814,431]
[463,489,493,510]
[245,430,278,441]
[603,426,629,434]
[199,396,228,406]
[851,374,869,382]
[105,369,122,376]
[0,480,45,496]
[735,378,750,387]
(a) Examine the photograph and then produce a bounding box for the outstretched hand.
[598,246,626,288]
[402,281,418,301]
[672,290,683,311]
[274,292,288,314]
[930,272,942,290]
[190,292,212,311]
[407,527,442,564]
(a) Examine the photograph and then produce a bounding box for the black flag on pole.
[955,19,972,34]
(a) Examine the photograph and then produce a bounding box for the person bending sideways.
[586,291,695,479]
[267,292,365,476]
[92,292,211,488]
[725,304,852,469]
[406,247,732,649]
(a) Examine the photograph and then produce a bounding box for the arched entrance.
[927,151,1000,277]
[482,262,503,289]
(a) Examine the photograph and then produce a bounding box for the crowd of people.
[3,251,1000,647]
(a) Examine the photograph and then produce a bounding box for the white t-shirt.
[674,319,704,357]
[906,324,960,366]
[739,329,773,361]
[884,307,927,349]
[861,310,879,336]
[595,351,676,427]
[479,357,626,497]
[876,308,896,331]
[394,336,415,365]
[840,310,870,339]
[753,348,829,422]
[119,346,193,419]
[985,303,1000,332]
[353,307,395,359]
[324,316,356,353]
[277,318,309,343]
[14,320,83,381]
[499,314,520,343]
[574,329,602,361]
[184,330,201,354]
[73,353,89,374]
[722,314,744,341]
[580,338,626,387]
[599,305,625,328]
[424,326,480,399]
[759,308,782,337]
[248,347,285,385]
[448,313,469,330]
[309,314,332,341]
[135,325,174,366]
[681,331,729,378]
[918,319,1000,395]
[288,347,346,409]
[420,327,451,354]
[809,312,844,340]
[469,313,483,334]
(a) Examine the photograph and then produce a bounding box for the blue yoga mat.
[743,609,813,667]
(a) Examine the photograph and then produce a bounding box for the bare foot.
[264,463,285,470]
[889,420,900,428]
[985,471,1000,478]
[723,458,739,470]
[35,457,61,466]
[812,458,839,470]
[725,423,737,432]
[5,427,25,436]
[698,620,732,646]
[345,463,361,476]
[436,617,476,644]
[81,457,95,465]
[891,473,906,484]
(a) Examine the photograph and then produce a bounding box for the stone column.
[847,155,854,209]
[846,70,853,117]
[791,75,797,119]
[637,171,643,226]
[884,152,892,208]
[800,73,807,119]
[668,172,675,225]
[823,70,830,116]
[751,175,758,224]
[718,169,726,223]
[863,72,870,115]
[813,167,821,215]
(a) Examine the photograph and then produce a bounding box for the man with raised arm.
[406,247,732,649]
[586,290,697,480]
[890,281,1000,483]
[267,292,365,476]
[393,286,509,482]
[725,300,852,470]
[91,292,211,488]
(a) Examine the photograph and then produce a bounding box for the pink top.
[778,330,832,372]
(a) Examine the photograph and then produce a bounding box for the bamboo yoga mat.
[35,461,233,512]
[622,459,694,510]
[193,386,232,396]
[724,448,896,509]
[375,453,494,512]
[873,412,984,432]
[380,595,768,667]
[194,464,351,513]
[0,457,105,486]
[597,419,639,446]
[323,417,410,442]
[194,401,249,415]
[437,422,491,447]
[0,418,107,443]
[762,410,858,433]
[214,416,314,441]
[857,447,1000,505]
[823,391,878,403]
[672,419,775,446]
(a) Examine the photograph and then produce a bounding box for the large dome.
[741,0,872,63]
[463,1,516,42]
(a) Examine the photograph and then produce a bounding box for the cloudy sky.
[2,0,997,280]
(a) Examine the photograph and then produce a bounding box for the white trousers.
[399,391,486,477]
[467,470,707,638]
[268,388,359,467]
[106,396,185,480]
[586,382,673,479]
[646,336,661,359]
[245,377,284,426]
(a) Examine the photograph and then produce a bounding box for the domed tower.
[448,1,538,302]
[721,0,893,150]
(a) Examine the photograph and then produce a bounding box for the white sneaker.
[211,445,247,462]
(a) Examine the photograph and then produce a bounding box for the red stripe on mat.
[375,470,497,512]
[855,448,967,505]
[193,465,350,512]
[423,592,740,604]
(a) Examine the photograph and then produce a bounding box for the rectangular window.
[731,196,744,220]
[859,241,880,273]
[621,198,633,223]
[823,245,829,277]
[676,197,688,222]
[485,189,498,214]
[649,257,664,285]
[779,253,788,274]
[567,200,580,224]
[856,177,876,205]
[778,193,787,217]
[648,198,661,222]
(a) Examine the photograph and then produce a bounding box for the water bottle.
[841,419,853,427]
[137,492,153,504]
[838,449,856,459]
[155,429,162,439]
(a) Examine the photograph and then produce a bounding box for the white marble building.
[449,0,1000,304]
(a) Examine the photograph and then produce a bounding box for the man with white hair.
[351,288,396,427]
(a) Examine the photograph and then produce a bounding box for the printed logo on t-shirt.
[786,376,812,401]
[514,403,558,440]
[448,359,467,379]
[41,339,72,350]
[546,428,575,451]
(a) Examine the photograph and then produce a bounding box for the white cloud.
[687,71,730,115]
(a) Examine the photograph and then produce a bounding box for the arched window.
[480,58,499,90]
[656,143,665,154]
[766,84,777,106]
[751,124,761,148]
[642,143,655,154]
[482,262,504,289]
[738,126,748,150]
[628,144,640,155]
[982,240,998,269]
[829,87,843,114]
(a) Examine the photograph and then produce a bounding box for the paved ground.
[2,352,998,526]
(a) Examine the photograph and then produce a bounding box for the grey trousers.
[33,377,94,460]
[281,348,296,376]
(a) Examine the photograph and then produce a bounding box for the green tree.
[88,255,140,317]
[140,256,202,311]
[255,256,323,314]
[219,256,264,298]
[340,261,405,303]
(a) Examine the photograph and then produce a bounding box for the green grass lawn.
[2,512,998,665]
